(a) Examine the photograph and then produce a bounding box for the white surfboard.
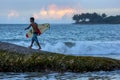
[26,23,50,38]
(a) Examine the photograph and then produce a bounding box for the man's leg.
[34,34,41,49]
[30,34,35,49]
[36,41,41,49]
[29,39,34,48]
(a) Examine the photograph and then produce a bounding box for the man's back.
[31,22,38,33]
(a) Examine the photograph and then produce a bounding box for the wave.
[7,41,120,56]
[41,41,120,55]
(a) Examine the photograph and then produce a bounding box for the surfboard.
[26,23,50,38]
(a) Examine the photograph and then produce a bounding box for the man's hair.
[30,17,34,21]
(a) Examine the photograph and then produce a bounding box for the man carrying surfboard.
[25,17,41,50]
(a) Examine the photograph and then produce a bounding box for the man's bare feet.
[29,46,32,49]
[38,47,41,50]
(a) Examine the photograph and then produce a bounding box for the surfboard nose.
[45,23,50,28]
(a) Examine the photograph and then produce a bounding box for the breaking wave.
[12,41,120,56]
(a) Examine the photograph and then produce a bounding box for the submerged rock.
[0,42,120,72]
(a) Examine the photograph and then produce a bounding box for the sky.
[0,0,120,24]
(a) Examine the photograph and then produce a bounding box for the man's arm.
[25,24,31,30]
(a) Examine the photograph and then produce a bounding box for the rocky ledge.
[0,42,120,72]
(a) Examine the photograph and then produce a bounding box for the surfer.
[25,17,41,50]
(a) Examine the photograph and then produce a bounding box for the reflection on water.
[0,70,120,80]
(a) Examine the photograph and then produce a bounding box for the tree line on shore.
[72,12,120,24]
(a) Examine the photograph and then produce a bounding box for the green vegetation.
[72,12,120,24]
[0,49,120,72]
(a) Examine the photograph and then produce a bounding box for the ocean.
[0,24,120,79]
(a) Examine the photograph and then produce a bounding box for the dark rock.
[0,42,48,54]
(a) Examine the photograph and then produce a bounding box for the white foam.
[9,41,120,58]
[43,42,69,54]
[41,41,120,55]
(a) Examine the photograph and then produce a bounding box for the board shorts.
[32,32,39,43]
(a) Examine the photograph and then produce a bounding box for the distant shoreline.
[72,23,120,25]
[72,12,120,25]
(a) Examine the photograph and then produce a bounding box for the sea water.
[0,24,120,79]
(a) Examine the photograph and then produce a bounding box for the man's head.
[30,17,34,22]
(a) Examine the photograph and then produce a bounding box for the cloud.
[33,4,76,20]
[8,10,19,18]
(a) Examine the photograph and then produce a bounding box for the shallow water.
[0,70,120,80]
[1,24,120,55]
[1,24,120,79]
